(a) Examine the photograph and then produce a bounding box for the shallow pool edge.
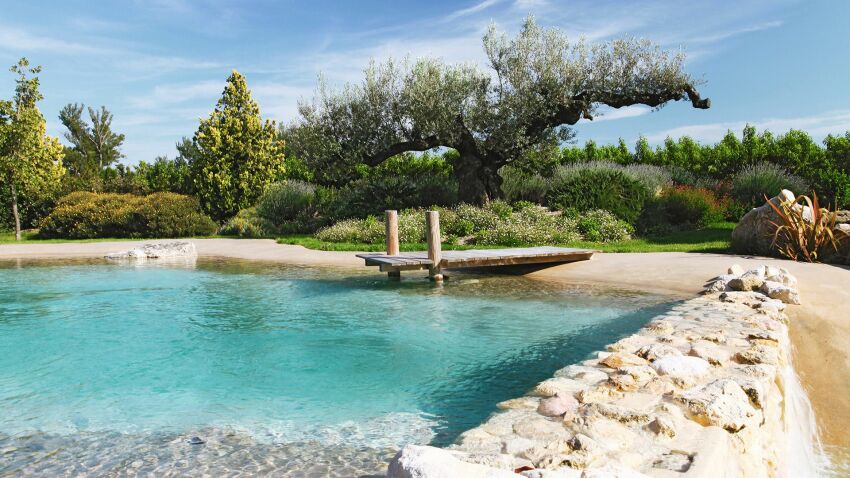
[387,264,829,478]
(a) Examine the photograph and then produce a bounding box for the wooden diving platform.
[357,246,594,273]
[356,209,594,281]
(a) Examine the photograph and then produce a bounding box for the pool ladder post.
[426,210,443,282]
[385,210,400,279]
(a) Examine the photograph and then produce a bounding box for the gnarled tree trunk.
[453,148,503,205]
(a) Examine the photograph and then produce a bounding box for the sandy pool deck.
[2,238,849,462]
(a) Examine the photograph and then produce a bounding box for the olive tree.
[290,17,709,204]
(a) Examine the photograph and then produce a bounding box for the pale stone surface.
[105,241,197,260]
[386,445,518,478]
[731,189,795,255]
[401,266,810,478]
[759,280,801,304]
[728,269,765,292]
[651,356,711,379]
[538,394,579,417]
[599,352,648,369]
[635,343,682,362]
[678,379,756,432]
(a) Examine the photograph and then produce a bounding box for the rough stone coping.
[387,265,816,478]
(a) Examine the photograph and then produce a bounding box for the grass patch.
[278,222,734,253]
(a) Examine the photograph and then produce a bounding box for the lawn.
[276,222,735,253]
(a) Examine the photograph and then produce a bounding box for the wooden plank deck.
[356,246,594,274]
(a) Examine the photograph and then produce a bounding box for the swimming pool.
[0,259,675,476]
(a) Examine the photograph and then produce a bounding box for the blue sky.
[1,0,848,164]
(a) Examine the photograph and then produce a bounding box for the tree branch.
[361,135,442,166]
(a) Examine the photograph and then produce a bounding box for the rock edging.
[387,266,822,477]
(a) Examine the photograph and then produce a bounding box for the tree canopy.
[0,58,65,240]
[59,103,125,176]
[189,70,285,222]
[289,16,709,203]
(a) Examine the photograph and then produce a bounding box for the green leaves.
[1,58,65,239]
[190,70,285,222]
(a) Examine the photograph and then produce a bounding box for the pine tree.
[190,70,285,221]
[0,58,65,240]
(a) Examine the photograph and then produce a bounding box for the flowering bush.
[313,203,631,246]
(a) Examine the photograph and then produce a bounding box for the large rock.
[105,241,197,260]
[386,445,517,478]
[677,379,756,432]
[759,280,801,304]
[731,190,794,256]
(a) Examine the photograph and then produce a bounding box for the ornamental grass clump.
[732,162,808,209]
[767,192,840,263]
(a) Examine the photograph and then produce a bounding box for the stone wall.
[387,266,823,477]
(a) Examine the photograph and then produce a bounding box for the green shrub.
[500,166,549,204]
[325,172,457,220]
[622,164,673,194]
[454,203,502,232]
[475,206,581,246]
[547,166,652,224]
[641,186,726,232]
[39,192,217,239]
[256,180,317,224]
[220,207,273,238]
[732,162,808,209]
[571,209,633,242]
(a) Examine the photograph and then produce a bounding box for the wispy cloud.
[687,20,783,44]
[513,0,547,9]
[584,105,653,123]
[444,0,501,22]
[128,80,225,109]
[0,26,112,54]
[645,110,850,143]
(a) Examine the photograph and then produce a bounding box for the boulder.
[599,352,648,369]
[105,241,197,260]
[677,379,756,432]
[759,280,801,304]
[386,445,518,478]
[731,190,795,255]
[635,343,682,362]
[538,393,579,417]
[736,344,781,365]
[727,268,765,292]
[727,264,745,276]
[651,356,711,379]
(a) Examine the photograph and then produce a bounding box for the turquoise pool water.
[0,260,674,476]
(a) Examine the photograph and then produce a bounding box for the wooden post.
[385,210,400,278]
[426,210,443,282]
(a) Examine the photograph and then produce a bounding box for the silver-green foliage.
[314,203,631,246]
[732,162,809,207]
[290,16,708,203]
